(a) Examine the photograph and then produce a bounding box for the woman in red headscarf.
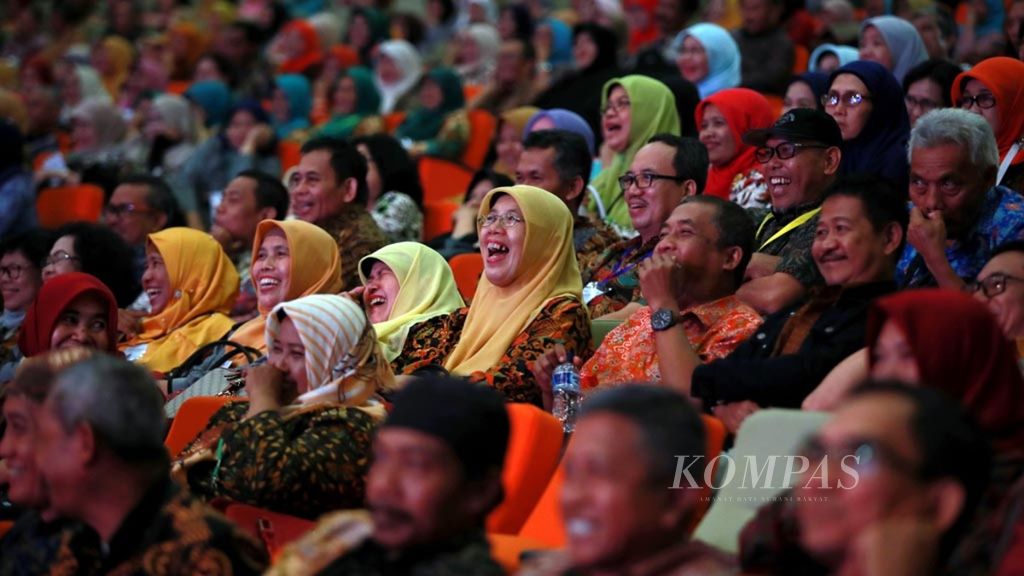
[18,272,119,358]
[695,88,775,207]
[270,20,324,77]
[951,57,1024,192]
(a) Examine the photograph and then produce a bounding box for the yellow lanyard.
[756,207,822,252]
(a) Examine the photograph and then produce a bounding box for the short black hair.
[647,134,709,194]
[523,129,593,190]
[53,222,140,308]
[300,136,370,205]
[0,229,52,269]
[681,196,756,287]
[236,169,289,221]
[849,382,991,556]
[117,174,186,228]
[822,174,909,254]
[464,168,514,204]
[902,59,961,108]
[352,134,424,208]
[500,4,535,42]
[581,385,706,488]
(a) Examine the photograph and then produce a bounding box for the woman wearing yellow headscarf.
[357,242,464,373]
[231,220,343,354]
[94,36,135,100]
[425,185,591,405]
[174,295,393,519]
[493,106,540,178]
[120,228,239,373]
[589,75,680,232]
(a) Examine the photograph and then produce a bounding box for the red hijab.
[866,289,1024,454]
[278,20,324,75]
[695,88,775,200]
[952,57,1024,167]
[18,273,119,358]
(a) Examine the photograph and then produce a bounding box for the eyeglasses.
[477,212,525,229]
[617,172,687,191]
[904,94,940,111]
[800,436,921,480]
[957,92,996,110]
[103,202,152,218]
[0,264,29,280]
[821,91,872,108]
[602,98,631,115]
[965,272,1024,298]
[755,142,829,163]
[44,251,79,267]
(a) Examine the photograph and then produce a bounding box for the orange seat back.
[278,139,303,173]
[792,44,809,74]
[449,252,484,300]
[461,109,496,170]
[463,84,484,104]
[487,403,564,535]
[36,184,105,229]
[764,95,784,119]
[0,520,12,540]
[166,81,191,95]
[224,503,315,560]
[418,157,474,205]
[164,396,235,457]
[384,111,407,134]
[487,533,549,573]
[422,201,460,243]
[688,414,727,533]
[517,460,566,547]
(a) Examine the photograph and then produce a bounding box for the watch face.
[652,308,674,330]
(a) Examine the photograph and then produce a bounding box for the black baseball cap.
[743,108,843,148]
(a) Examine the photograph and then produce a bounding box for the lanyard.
[997,138,1024,187]
[756,207,821,252]
[597,245,653,290]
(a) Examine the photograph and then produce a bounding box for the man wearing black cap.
[269,376,508,575]
[735,109,844,315]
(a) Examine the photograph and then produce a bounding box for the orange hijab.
[695,88,775,200]
[278,20,324,75]
[230,220,343,354]
[952,57,1024,167]
[121,228,239,373]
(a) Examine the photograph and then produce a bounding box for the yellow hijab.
[231,220,344,354]
[100,36,135,99]
[358,242,464,362]
[494,106,540,177]
[444,185,583,375]
[122,228,239,373]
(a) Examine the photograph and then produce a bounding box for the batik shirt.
[318,204,389,292]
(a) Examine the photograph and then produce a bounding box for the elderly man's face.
[33,397,86,519]
[560,412,689,572]
[367,428,490,551]
[909,143,992,237]
[0,397,47,509]
[794,393,945,568]
[973,250,1024,338]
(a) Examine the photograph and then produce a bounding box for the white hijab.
[374,40,424,114]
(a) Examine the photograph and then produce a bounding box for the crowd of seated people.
[2,1,1024,575]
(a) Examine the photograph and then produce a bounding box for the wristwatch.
[650,308,678,332]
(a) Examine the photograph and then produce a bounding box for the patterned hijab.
[266,294,392,419]
[445,186,583,375]
[590,75,680,230]
[358,242,464,362]
[121,228,239,372]
[231,220,343,353]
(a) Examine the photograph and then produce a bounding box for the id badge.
[582,281,605,304]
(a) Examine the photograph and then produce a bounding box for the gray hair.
[48,356,167,464]
[909,108,999,172]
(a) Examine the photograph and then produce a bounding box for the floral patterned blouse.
[730,168,769,210]
[398,297,592,405]
[178,402,377,520]
[580,296,763,388]
[371,191,424,243]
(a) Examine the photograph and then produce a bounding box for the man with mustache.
[269,376,508,575]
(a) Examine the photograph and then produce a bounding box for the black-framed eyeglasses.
[103,202,153,218]
[44,251,79,268]
[617,172,686,191]
[957,92,996,110]
[755,142,829,163]
[602,98,632,115]
[0,264,29,280]
[821,91,872,108]
[800,436,922,480]
[904,94,940,111]
[965,272,1024,298]
[477,212,525,229]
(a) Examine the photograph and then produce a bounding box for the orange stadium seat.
[419,157,473,204]
[449,252,484,300]
[278,139,302,173]
[36,184,105,229]
[461,109,497,170]
[422,201,460,243]
[689,414,727,532]
[163,395,235,457]
[517,460,567,548]
[793,44,810,74]
[384,111,407,134]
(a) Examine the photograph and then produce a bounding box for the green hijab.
[316,67,382,140]
[395,68,465,142]
[589,75,680,231]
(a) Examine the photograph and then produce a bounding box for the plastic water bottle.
[551,353,581,434]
